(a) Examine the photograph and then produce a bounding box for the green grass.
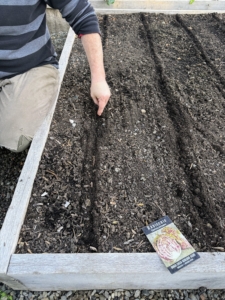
[106,0,115,5]
[0,291,13,300]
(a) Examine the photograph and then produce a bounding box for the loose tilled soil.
[0,149,27,229]
[14,13,225,254]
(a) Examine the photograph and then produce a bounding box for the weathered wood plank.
[94,9,225,14]
[0,28,75,280]
[46,8,225,16]
[7,253,225,291]
[46,8,69,34]
[91,0,225,10]
[0,274,27,290]
[47,1,225,16]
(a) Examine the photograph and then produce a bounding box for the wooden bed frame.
[1,0,225,291]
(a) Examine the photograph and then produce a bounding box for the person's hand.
[90,80,111,116]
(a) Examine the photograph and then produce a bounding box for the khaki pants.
[0,65,59,152]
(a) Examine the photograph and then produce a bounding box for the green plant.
[106,0,115,5]
[0,290,13,300]
[189,0,195,4]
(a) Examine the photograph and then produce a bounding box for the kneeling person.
[0,0,110,152]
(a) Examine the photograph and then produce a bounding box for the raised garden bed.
[16,12,225,255]
[1,1,225,291]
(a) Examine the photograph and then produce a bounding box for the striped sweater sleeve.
[0,0,100,80]
[0,1,57,79]
[46,0,101,35]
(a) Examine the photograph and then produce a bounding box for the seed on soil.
[211,247,224,251]
[64,201,70,208]
[90,246,97,252]
[113,247,123,251]
[57,226,63,233]
[41,192,48,197]
[85,199,91,207]
[112,221,118,225]
[124,239,134,245]
[187,221,192,228]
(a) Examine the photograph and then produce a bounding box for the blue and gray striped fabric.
[0,0,100,79]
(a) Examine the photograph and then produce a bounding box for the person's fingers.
[90,80,111,115]
[91,91,99,105]
[97,98,106,116]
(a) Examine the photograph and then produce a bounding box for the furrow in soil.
[176,14,225,97]
[213,14,225,36]
[96,14,182,252]
[141,13,225,249]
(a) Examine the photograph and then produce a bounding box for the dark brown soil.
[0,149,27,228]
[16,13,225,254]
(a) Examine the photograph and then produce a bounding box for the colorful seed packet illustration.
[142,216,200,274]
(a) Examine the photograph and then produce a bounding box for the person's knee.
[12,135,32,153]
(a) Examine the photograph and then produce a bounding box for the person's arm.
[48,0,111,115]
[81,33,111,116]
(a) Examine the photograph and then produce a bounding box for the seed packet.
[142,216,200,274]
